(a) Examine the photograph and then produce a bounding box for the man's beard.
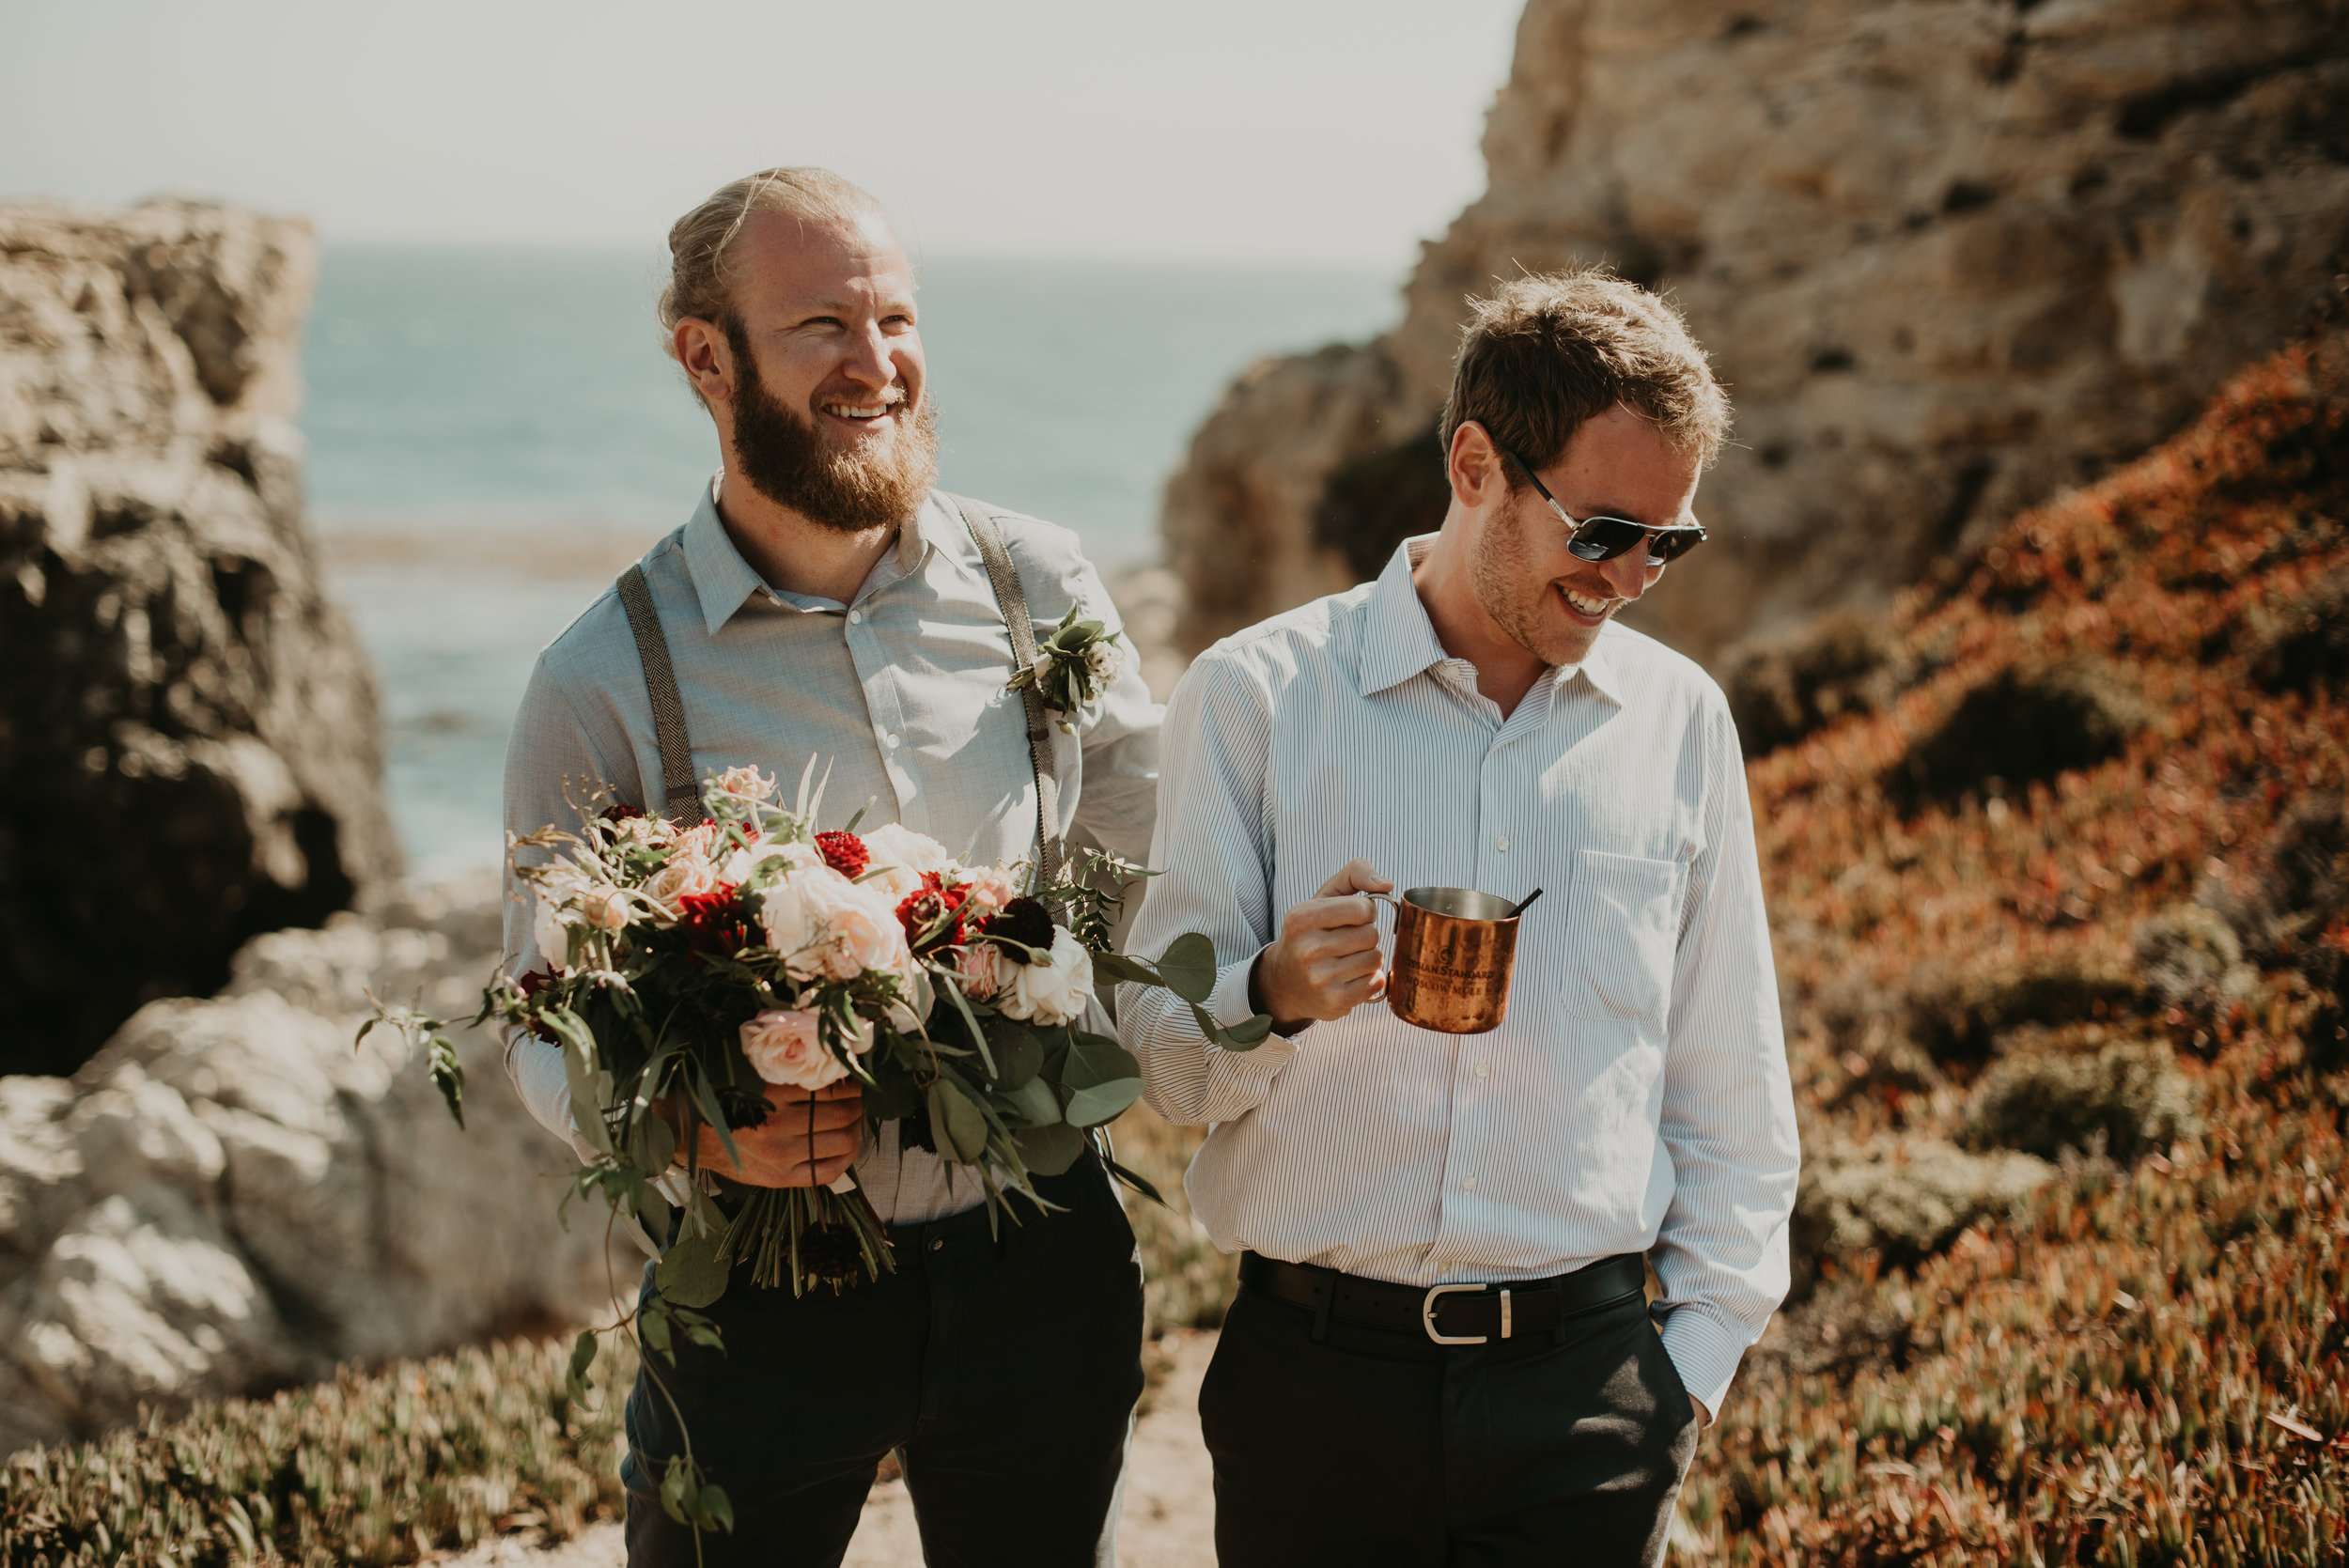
[725,326,940,534]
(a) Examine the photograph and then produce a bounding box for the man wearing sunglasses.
[1120,269,1798,1566]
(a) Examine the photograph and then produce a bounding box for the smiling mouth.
[818,392,905,423]
[1559,584,1617,619]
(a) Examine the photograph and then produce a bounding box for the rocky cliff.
[0,201,400,1073]
[0,887,623,1457]
[1163,0,2349,662]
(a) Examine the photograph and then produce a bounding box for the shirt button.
[884,733,901,750]
[1495,835,1511,852]
[1461,1175,1478,1192]
[847,609,863,626]
[928,1236,944,1253]
[1474,1062,1490,1079]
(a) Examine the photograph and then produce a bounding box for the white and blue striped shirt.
[1118,536,1798,1415]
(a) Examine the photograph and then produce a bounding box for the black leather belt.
[1239,1251,1647,1344]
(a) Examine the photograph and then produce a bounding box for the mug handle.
[1361,892,1400,998]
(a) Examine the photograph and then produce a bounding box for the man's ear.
[674,317,734,407]
[1447,421,1506,510]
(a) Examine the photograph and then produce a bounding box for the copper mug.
[1364,887,1524,1034]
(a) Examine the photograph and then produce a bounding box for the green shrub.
[1968,1035,2201,1160]
[1721,610,1904,756]
[1791,1139,2052,1284]
[1889,657,2155,808]
[0,1335,631,1567]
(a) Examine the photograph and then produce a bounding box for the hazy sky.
[1,0,1525,269]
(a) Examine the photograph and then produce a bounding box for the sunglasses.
[1499,446,1707,566]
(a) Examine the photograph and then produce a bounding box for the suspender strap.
[942,492,1063,884]
[615,565,704,825]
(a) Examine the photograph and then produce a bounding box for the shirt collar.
[681,476,948,636]
[683,478,764,635]
[1352,536,1454,698]
[1351,534,1627,707]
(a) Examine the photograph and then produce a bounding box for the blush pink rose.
[644,853,722,918]
[739,1007,871,1091]
[952,940,1001,1001]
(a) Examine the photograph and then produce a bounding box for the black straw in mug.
[1508,888,1544,918]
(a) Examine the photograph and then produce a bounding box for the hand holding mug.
[1250,859,1395,1031]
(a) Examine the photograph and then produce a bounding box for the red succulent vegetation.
[1673,329,2349,1561]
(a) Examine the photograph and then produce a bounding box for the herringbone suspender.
[943,492,1065,884]
[616,564,703,825]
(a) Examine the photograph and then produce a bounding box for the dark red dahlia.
[676,882,753,957]
[518,969,557,998]
[599,802,645,823]
[897,880,972,951]
[816,830,869,878]
[982,896,1055,963]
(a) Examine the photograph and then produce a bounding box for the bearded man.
[1120,271,1800,1566]
[500,168,1159,1567]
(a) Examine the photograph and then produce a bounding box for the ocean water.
[303,246,1397,879]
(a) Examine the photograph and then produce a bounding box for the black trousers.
[1199,1272,1700,1567]
[622,1153,1144,1568]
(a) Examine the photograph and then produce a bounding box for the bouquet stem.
[721,1179,896,1296]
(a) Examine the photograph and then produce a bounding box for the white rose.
[995,926,1094,1027]
[812,875,915,984]
[643,853,721,919]
[721,835,803,886]
[759,866,914,986]
[1084,640,1123,684]
[529,864,613,968]
[860,823,952,902]
[708,765,777,804]
[739,1007,869,1091]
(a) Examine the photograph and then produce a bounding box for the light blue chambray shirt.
[1118,536,1799,1417]
[502,481,1161,1223]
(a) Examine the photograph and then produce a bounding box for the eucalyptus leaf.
[1003,1075,1061,1126]
[929,1079,990,1164]
[1217,1012,1276,1049]
[1061,1032,1143,1092]
[1014,1121,1086,1175]
[640,1111,677,1174]
[655,1230,730,1309]
[1154,933,1218,1004]
[990,1022,1045,1091]
[1089,951,1158,987]
[1061,1077,1143,1128]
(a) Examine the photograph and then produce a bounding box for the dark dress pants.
[1199,1278,1700,1567]
[622,1153,1144,1568]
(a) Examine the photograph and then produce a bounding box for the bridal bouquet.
[380,759,1267,1307]
[364,761,1268,1541]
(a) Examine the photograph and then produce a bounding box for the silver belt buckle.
[1422,1282,1490,1344]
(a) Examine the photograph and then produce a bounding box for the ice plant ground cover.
[1660,327,2349,1561]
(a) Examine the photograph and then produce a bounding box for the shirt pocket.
[1560,849,1685,1023]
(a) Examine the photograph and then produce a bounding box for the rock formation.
[0,887,623,1457]
[1162,0,2349,662]
[0,200,399,1073]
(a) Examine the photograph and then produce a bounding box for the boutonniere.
[1006,604,1127,734]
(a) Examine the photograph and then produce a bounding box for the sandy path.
[442,1330,1218,1568]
